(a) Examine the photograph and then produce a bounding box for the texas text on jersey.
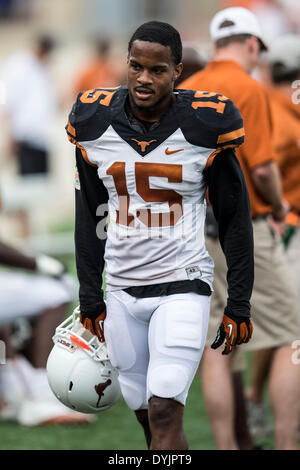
[66,86,253,319]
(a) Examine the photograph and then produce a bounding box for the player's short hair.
[128,21,182,65]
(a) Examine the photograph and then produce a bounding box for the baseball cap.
[210,7,268,51]
[267,34,300,72]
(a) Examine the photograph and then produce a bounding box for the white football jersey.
[67,87,244,291]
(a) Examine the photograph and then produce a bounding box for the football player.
[66,21,254,450]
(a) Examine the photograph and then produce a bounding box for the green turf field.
[0,373,275,450]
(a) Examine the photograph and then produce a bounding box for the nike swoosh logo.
[165,148,184,155]
[228,323,233,338]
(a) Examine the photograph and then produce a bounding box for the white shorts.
[0,270,75,325]
[105,290,210,410]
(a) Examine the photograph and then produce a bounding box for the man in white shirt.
[3,35,57,176]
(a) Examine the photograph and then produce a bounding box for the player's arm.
[0,240,66,277]
[66,89,114,341]
[204,148,254,354]
[0,241,36,270]
[74,147,108,341]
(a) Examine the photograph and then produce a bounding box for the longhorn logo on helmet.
[95,379,112,407]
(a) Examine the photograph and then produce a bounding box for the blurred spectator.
[181,6,300,450]
[222,0,290,41]
[1,35,58,237]
[246,35,300,435]
[0,238,93,425]
[175,42,207,88]
[2,35,57,177]
[73,37,123,97]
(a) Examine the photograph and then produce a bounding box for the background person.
[246,34,300,437]
[73,36,123,98]
[180,6,300,450]
[0,239,93,425]
[1,34,58,238]
[174,42,207,87]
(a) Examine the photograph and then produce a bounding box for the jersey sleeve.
[65,88,117,165]
[205,148,254,317]
[66,89,115,314]
[194,91,244,143]
[180,90,245,164]
[75,146,109,316]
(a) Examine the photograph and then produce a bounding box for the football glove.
[79,307,106,343]
[211,310,253,355]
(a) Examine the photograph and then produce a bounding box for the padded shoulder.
[66,86,124,143]
[177,89,245,150]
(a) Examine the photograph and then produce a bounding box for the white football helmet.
[46,307,121,414]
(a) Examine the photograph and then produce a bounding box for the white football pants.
[105,290,210,410]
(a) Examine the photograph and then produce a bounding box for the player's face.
[127,40,182,115]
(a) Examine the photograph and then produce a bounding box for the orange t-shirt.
[74,60,121,97]
[267,87,300,213]
[180,60,275,218]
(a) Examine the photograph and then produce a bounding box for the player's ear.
[173,62,183,83]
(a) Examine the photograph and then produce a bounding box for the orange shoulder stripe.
[204,144,237,171]
[66,120,76,139]
[67,135,97,168]
[217,127,245,145]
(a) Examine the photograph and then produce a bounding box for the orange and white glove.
[211,311,253,355]
[79,307,106,342]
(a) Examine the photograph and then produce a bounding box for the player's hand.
[79,308,106,342]
[35,254,67,278]
[211,311,253,355]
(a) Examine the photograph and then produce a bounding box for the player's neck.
[128,92,175,123]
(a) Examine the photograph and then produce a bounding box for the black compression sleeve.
[75,148,108,314]
[205,149,254,317]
